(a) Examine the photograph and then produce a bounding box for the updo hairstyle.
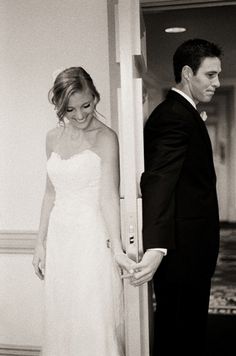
[48,67,100,124]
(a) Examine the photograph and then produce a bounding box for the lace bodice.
[47,149,101,217]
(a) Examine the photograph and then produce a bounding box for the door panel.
[115,1,150,355]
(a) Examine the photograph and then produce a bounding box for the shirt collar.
[171,87,197,109]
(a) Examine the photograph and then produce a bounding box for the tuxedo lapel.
[166,90,213,157]
[192,108,214,155]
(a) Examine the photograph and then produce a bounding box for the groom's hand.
[129,250,164,286]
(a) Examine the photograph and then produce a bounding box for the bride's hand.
[32,241,46,280]
[114,252,137,278]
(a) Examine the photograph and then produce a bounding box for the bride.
[32,66,135,356]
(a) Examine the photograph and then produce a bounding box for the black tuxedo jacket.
[141,90,220,280]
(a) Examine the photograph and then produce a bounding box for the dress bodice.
[47,149,101,217]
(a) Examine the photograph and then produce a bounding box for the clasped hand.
[115,250,164,287]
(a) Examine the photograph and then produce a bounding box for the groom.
[132,39,222,355]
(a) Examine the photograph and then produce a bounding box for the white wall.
[0,0,111,348]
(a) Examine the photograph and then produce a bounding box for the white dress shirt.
[171,87,197,109]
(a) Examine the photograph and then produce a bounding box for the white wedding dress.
[42,149,124,356]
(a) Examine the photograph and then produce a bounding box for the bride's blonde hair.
[48,67,100,125]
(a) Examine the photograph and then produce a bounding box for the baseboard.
[0,344,41,356]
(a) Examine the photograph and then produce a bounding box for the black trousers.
[152,277,211,356]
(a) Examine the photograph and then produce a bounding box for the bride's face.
[65,90,95,129]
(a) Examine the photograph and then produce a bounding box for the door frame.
[111,2,150,356]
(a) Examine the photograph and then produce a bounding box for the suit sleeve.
[141,112,192,250]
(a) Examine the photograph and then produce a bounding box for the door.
[115,1,150,355]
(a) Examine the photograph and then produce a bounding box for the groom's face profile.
[187,57,221,104]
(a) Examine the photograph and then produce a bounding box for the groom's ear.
[182,65,193,81]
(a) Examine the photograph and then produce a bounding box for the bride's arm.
[32,130,56,280]
[99,129,135,273]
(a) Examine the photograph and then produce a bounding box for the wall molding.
[0,344,40,356]
[0,231,37,254]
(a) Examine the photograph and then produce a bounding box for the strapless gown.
[42,149,124,356]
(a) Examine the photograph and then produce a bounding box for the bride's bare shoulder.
[46,126,64,155]
[46,126,64,140]
[96,123,118,155]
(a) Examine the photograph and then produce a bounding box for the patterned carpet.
[209,227,236,314]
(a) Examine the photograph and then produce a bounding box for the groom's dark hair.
[173,38,222,83]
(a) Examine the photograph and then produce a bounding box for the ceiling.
[143,4,236,85]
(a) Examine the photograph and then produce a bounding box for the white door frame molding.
[116,1,150,355]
